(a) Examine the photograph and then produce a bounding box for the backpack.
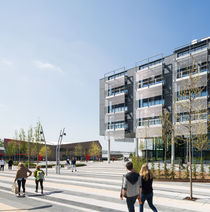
[36,170,44,180]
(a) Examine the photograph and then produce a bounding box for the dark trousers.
[17,178,26,193]
[126,195,138,212]
[0,165,4,171]
[35,179,43,191]
[140,192,158,212]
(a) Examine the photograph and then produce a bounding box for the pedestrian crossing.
[0,161,210,212]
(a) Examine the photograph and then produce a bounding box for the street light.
[39,125,48,176]
[56,128,66,174]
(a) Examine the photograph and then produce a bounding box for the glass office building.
[100,37,210,162]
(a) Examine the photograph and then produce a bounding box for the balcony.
[175,120,207,136]
[136,125,162,138]
[136,85,163,101]
[176,44,207,58]
[136,105,162,119]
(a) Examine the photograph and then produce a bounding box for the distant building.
[102,150,130,160]
[54,140,102,160]
[3,138,102,161]
[0,147,5,157]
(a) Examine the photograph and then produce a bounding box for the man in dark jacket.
[8,159,13,170]
[71,157,77,172]
[121,162,141,212]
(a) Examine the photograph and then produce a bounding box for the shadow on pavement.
[28,190,63,197]
[28,205,53,210]
[0,204,52,211]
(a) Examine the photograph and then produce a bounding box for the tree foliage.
[0,139,4,147]
[39,146,51,158]
[89,142,101,157]
[6,141,17,157]
[74,144,83,157]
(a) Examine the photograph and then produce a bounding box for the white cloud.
[0,58,13,67]
[33,60,64,73]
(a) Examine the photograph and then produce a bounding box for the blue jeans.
[139,192,158,212]
[126,195,138,212]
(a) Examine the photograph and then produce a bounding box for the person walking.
[14,162,32,196]
[71,157,77,172]
[34,165,45,195]
[66,159,70,169]
[0,158,5,171]
[139,163,158,212]
[8,159,13,170]
[180,158,185,170]
[121,161,141,212]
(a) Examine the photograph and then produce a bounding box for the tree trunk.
[200,150,203,163]
[164,140,167,163]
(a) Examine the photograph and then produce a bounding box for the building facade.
[100,37,210,162]
[3,139,102,161]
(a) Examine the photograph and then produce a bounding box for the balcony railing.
[139,118,161,127]
[107,122,128,130]
[107,89,128,97]
[177,44,207,58]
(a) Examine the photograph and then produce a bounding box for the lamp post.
[28,138,30,169]
[39,125,48,176]
[56,128,66,174]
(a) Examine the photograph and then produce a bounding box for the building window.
[177,87,207,101]
[177,62,208,79]
[139,75,163,88]
[177,111,207,122]
[108,103,128,113]
[139,59,163,70]
[107,85,127,96]
[139,116,161,126]
[177,43,207,57]
[139,96,164,108]
[108,71,126,80]
[107,121,128,130]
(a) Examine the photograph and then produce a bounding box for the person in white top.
[0,158,5,171]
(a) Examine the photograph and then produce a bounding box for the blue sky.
[0,0,210,151]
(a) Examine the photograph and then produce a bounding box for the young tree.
[161,109,173,178]
[73,144,82,159]
[65,149,69,158]
[0,139,4,147]
[34,121,42,162]
[6,141,16,159]
[14,130,20,161]
[19,128,27,157]
[89,142,101,160]
[39,146,51,158]
[193,130,208,163]
[193,162,197,179]
[27,126,33,165]
[174,59,208,199]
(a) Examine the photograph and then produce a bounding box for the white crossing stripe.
[0,161,210,212]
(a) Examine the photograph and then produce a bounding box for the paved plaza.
[0,161,210,212]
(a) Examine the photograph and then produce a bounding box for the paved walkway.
[0,161,209,211]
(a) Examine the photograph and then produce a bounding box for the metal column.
[136,138,139,157]
[40,125,48,176]
[171,139,175,165]
[107,137,110,163]
[56,128,66,174]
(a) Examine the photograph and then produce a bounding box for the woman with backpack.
[139,164,158,212]
[34,165,45,194]
[14,162,32,196]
